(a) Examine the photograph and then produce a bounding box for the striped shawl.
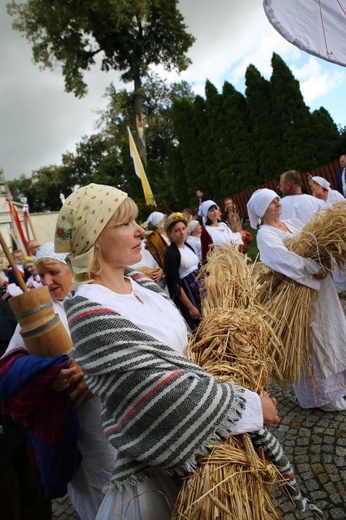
[64,269,246,491]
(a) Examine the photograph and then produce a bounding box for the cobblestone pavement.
[53,298,346,519]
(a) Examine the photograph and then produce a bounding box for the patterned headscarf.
[246,189,278,229]
[54,183,127,284]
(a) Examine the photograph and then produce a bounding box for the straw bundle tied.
[254,201,346,385]
[172,246,283,520]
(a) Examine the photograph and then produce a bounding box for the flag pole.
[127,127,156,206]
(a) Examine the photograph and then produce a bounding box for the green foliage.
[245,64,283,182]
[7,0,195,162]
[7,0,195,96]
[7,50,343,213]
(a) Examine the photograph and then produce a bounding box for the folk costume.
[164,241,201,331]
[186,220,202,262]
[64,268,264,519]
[200,200,243,263]
[144,231,169,269]
[143,212,169,269]
[248,190,346,411]
[280,193,324,223]
[55,184,265,520]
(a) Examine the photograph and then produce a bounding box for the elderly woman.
[143,211,169,269]
[0,243,117,519]
[247,188,346,411]
[200,200,244,262]
[54,183,278,520]
[164,213,201,331]
[186,219,202,263]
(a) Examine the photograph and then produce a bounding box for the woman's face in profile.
[97,218,145,268]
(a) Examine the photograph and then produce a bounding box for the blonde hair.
[90,197,138,279]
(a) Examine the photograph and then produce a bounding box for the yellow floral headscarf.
[54,183,127,285]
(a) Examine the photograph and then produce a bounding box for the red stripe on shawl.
[68,307,116,326]
[105,369,183,435]
[132,273,148,281]
[282,472,295,479]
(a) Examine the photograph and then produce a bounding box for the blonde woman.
[55,183,279,520]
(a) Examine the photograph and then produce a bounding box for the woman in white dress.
[200,200,244,262]
[247,188,346,411]
[54,184,279,520]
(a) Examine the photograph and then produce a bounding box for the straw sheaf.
[254,202,346,385]
[172,245,283,519]
[285,201,346,268]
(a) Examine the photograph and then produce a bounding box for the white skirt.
[96,474,181,520]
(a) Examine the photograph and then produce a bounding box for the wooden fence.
[221,161,339,219]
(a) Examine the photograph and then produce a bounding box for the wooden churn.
[0,231,74,362]
[9,285,73,358]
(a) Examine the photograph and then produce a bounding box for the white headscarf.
[312,176,330,191]
[145,211,165,229]
[199,200,218,224]
[36,242,68,265]
[187,220,199,236]
[247,189,278,229]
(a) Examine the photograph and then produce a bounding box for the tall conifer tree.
[270,53,316,172]
[221,81,256,193]
[245,64,283,182]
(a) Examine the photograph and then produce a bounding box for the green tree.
[245,64,283,182]
[172,96,206,203]
[204,80,225,196]
[270,53,316,172]
[8,166,65,212]
[97,73,195,205]
[221,81,256,193]
[310,107,339,165]
[7,0,195,161]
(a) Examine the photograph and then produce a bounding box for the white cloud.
[291,57,345,104]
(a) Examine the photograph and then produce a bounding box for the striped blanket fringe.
[251,428,323,518]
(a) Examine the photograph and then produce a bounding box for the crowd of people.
[0,162,344,518]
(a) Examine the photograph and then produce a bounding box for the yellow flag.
[127,127,156,206]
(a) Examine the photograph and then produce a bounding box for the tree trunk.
[133,75,147,165]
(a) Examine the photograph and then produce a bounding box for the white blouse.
[178,245,199,279]
[206,222,243,246]
[76,279,263,434]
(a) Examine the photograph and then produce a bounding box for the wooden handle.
[0,231,28,293]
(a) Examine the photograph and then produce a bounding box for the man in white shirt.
[279,170,324,223]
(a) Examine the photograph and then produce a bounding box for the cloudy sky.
[1,0,345,182]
